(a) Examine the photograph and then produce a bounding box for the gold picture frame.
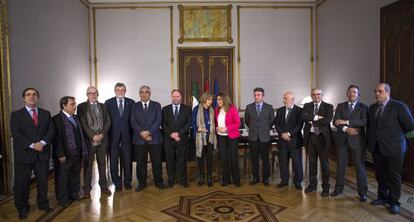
[178,5,233,43]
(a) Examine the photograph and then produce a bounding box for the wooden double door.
[381,0,414,183]
[178,48,234,106]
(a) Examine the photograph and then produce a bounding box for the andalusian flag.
[192,80,199,109]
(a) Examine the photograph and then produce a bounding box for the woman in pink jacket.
[215,92,241,186]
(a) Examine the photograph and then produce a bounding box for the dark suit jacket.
[367,99,414,156]
[162,104,192,144]
[10,107,55,164]
[104,97,134,144]
[130,100,163,145]
[77,101,111,148]
[302,101,333,146]
[334,101,368,148]
[52,112,83,160]
[244,102,274,142]
[275,105,303,149]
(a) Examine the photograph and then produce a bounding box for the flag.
[204,79,210,92]
[192,80,199,109]
[213,78,219,108]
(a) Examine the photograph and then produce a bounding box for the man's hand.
[334,119,347,126]
[145,135,152,142]
[59,156,66,164]
[198,127,208,133]
[33,142,44,152]
[93,134,104,143]
[281,133,291,141]
[140,131,151,139]
[346,127,359,136]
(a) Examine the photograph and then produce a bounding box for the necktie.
[313,104,320,135]
[144,103,148,111]
[31,108,38,127]
[349,103,354,116]
[285,107,292,121]
[69,115,77,128]
[256,104,261,114]
[376,104,384,124]
[174,105,178,121]
[118,100,124,117]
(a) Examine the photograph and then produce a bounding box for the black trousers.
[14,159,49,213]
[164,140,188,185]
[54,156,81,204]
[197,143,213,177]
[334,143,367,195]
[278,146,303,186]
[307,133,330,190]
[249,140,270,181]
[134,143,164,187]
[218,135,240,185]
[110,142,132,188]
[372,144,403,206]
[84,143,108,192]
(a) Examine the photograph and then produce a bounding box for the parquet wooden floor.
[1,155,413,222]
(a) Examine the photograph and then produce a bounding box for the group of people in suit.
[10,82,414,219]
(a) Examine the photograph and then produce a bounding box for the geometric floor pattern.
[161,191,287,222]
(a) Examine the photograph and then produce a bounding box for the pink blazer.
[214,105,241,139]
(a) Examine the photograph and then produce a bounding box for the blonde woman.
[192,92,217,187]
[215,92,241,187]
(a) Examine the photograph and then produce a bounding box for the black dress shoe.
[389,205,400,214]
[249,178,258,185]
[359,195,368,202]
[115,186,123,192]
[156,184,166,190]
[321,190,329,197]
[180,183,190,188]
[18,211,29,220]
[60,202,71,208]
[263,179,269,186]
[101,188,112,195]
[330,190,343,197]
[371,198,387,205]
[39,205,51,212]
[276,182,288,188]
[167,182,175,188]
[221,183,228,187]
[135,185,147,192]
[305,186,316,193]
[198,174,205,186]
[234,183,241,187]
[124,185,132,190]
[295,185,302,190]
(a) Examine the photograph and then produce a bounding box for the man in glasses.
[77,86,112,198]
[10,88,55,219]
[130,85,165,191]
[302,88,333,197]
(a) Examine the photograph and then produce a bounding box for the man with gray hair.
[302,88,333,197]
[77,86,112,198]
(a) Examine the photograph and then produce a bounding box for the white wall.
[317,0,398,106]
[94,8,171,104]
[239,7,311,109]
[8,0,90,114]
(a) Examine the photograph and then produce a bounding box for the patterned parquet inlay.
[161,190,286,222]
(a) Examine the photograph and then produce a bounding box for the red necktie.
[32,108,38,127]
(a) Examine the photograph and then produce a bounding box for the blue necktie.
[69,116,77,128]
[118,100,124,117]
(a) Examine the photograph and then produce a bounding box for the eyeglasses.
[311,93,322,96]
[140,91,150,94]
[87,92,97,95]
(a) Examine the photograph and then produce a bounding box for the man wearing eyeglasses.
[10,88,55,219]
[77,86,112,198]
[302,88,333,197]
[130,85,165,191]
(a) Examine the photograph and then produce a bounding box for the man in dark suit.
[162,89,192,188]
[130,85,165,191]
[10,88,55,219]
[367,83,414,214]
[302,88,333,197]
[52,96,88,207]
[105,83,134,192]
[274,92,303,190]
[77,86,112,198]
[331,85,368,202]
[244,87,274,186]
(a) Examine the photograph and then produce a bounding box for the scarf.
[86,102,103,132]
[60,111,88,160]
[195,105,217,157]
